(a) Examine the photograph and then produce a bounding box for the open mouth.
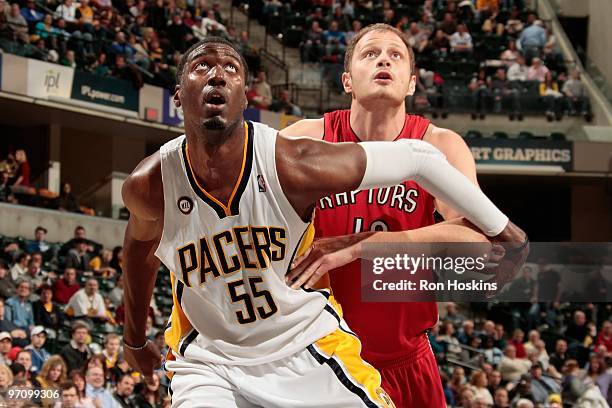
[374,71,393,82]
[204,91,227,110]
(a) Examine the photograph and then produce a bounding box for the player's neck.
[349,101,406,141]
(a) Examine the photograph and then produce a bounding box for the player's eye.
[392,52,401,59]
[225,63,237,73]
[365,51,376,58]
[195,61,209,71]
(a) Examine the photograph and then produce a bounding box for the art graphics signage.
[71,71,139,112]
[26,59,74,99]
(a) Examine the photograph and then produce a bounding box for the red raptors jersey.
[315,110,439,366]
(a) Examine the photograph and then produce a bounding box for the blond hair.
[39,355,67,386]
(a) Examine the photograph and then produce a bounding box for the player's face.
[175,43,247,136]
[343,30,415,107]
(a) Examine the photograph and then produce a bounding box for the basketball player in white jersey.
[121,37,521,407]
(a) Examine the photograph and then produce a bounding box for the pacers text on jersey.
[176,226,287,287]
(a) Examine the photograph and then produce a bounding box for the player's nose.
[207,65,227,87]
[376,58,391,68]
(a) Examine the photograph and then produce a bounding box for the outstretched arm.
[121,153,164,380]
[276,134,509,237]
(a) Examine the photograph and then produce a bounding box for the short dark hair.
[60,381,77,392]
[344,23,415,76]
[176,37,249,85]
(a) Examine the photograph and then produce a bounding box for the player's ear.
[173,85,181,108]
[407,74,416,96]
[341,71,352,94]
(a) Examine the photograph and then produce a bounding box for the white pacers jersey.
[154,121,339,366]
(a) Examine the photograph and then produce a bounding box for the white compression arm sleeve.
[358,139,508,236]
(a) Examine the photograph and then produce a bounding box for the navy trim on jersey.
[229,121,254,215]
[179,329,199,356]
[176,280,185,305]
[307,345,381,408]
[180,121,254,219]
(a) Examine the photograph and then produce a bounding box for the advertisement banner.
[26,59,74,99]
[71,71,139,112]
[162,88,183,126]
[466,138,573,171]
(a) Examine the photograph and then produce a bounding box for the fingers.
[286,250,317,284]
[291,246,312,269]
[290,258,322,289]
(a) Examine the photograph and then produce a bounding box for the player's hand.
[486,221,529,295]
[123,340,162,384]
[286,236,362,290]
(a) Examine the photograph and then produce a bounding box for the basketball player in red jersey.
[283,24,528,407]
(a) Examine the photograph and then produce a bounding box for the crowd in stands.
[0,221,611,407]
[430,294,612,407]
[0,224,171,407]
[270,0,591,121]
[0,150,94,215]
[0,0,302,115]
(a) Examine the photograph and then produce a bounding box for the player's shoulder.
[280,118,325,140]
[423,124,467,151]
[122,151,163,220]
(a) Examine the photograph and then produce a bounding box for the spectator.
[405,22,429,54]
[6,3,29,43]
[60,321,92,372]
[444,303,466,328]
[549,339,569,373]
[270,89,302,116]
[67,369,96,407]
[76,0,93,27]
[34,14,58,40]
[56,381,93,408]
[5,280,34,331]
[25,227,50,256]
[33,284,63,331]
[20,0,43,24]
[57,182,80,213]
[53,268,80,305]
[566,310,590,344]
[85,366,120,408]
[469,68,490,120]
[89,249,116,277]
[60,49,76,68]
[66,239,91,273]
[247,71,273,110]
[438,12,457,36]
[54,0,76,23]
[133,371,162,408]
[0,298,27,346]
[301,21,324,62]
[345,20,362,44]
[507,53,529,82]
[110,247,123,275]
[519,17,546,64]
[562,69,592,121]
[450,24,473,54]
[506,7,524,36]
[22,257,46,291]
[530,362,561,404]
[527,57,549,82]
[0,261,16,299]
[470,370,494,405]
[14,349,34,379]
[36,355,66,407]
[89,52,111,76]
[458,320,476,345]
[510,328,527,359]
[61,226,101,257]
[66,278,108,322]
[109,31,134,61]
[561,359,585,406]
[108,274,123,308]
[194,9,226,39]
[490,68,523,120]
[322,20,347,61]
[500,39,520,67]
[102,333,121,370]
[113,374,136,407]
[166,12,193,53]
[10,253,29,282]
[0,171,15,203]
[524,330,542,355]
[0,363,13,394]
[25,326,50,373]
[494,387,510,408]
[539,71,563,121]
[595,321,612,353]
[499,344,531,382]
[0,332,13,365]
[483,336,504,366]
